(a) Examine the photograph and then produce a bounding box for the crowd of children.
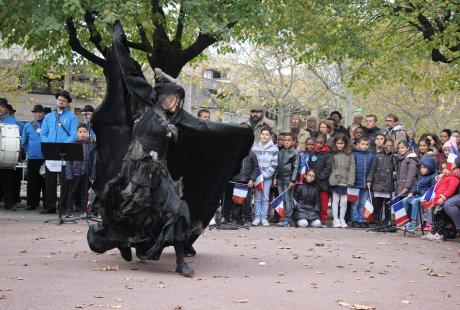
[223,111,460,242]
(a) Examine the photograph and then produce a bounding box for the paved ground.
[1,210,459,310]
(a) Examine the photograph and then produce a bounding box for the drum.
[0,124,20,169]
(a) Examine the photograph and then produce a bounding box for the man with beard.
[290,115,310,150]
[242,106,273,142]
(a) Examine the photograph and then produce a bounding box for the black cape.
[91,21,254,249]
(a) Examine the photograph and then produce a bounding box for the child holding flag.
[293,170,322,228]
[274,133,299,227]
[351,137,374,228]
[313,134,333,226]
[252,128,278,226]
[401,156,437,232]
[329,134,355,228]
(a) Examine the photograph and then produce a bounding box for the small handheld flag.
[297,159,309,184]
[420,185,435,209]
[272,193,285,218]
[255,173,264,191]
[347,188,360,202]
[232,183,249,205]
[363,200,374,223]
[446,139,458,171]
[391,200,409,226]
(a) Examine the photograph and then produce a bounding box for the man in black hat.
[40,90,78,214]
[21,105,46,210]
[82,105,96,142]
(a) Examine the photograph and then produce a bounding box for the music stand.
[41,143,83,225]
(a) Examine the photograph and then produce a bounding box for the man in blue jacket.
[21,104,46,210]
[40,90,78,214]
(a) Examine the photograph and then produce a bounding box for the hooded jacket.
[252,139,278,179]
[293,182,321,221]
[410,156,437,196]
[433,174,460,203]
[329,151,355,187]
[367,149,395,193]
[353,149,374,189]
[396,150,418,194]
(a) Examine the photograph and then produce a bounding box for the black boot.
[184,243,196,257]
[174,242,194,277]
[118,246,132,262]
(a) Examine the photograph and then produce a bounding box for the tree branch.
[151,0,171,47]
[83,10,108,57]
[65,18,106,67]
[173,1,186,48]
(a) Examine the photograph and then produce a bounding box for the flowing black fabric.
[88,21,253,257]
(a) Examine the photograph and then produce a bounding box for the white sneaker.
[425,233,442,241]
[252,218,261,226]
[332,219,341,228]
[261,219,270,227]
[340,219,348,228]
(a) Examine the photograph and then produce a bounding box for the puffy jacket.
[367,150,395,193]
[293,183,321,221]
[410,156,436,196]
[311,145,333,191]
[396,151,418,194]
[433,174,460,202]
[21,120,44,159]
[41,109,78,143]
[232,151,260,183]
[353,149,374,189]
[65,140,96,180]
[329,151,355,187]
[252,139,278,179]
[275,147,299,183]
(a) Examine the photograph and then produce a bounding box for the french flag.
[446,147,458,171]
[272,193,285,217]
[297,165,307,184]
[347,188,360,202]
[232,183,249,205]
[255,172,264,191]
[420,185,435,209]
[391,200,409,226]
[363,199,374,223]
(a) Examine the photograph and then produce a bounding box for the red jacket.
[434,174,460,202]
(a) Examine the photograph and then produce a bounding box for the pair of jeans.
[277,181,294,223]
[254,178,272,220]
[351,189,368,223]
[402,196,422,222]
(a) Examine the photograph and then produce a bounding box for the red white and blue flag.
[272,193,285,218]
[363,199,374,223]
[255,172,264,191]
[297,160,309,184]
[391,200,409,226]
[347,188,360,202]
[420,185,435,209]
[232,183,249,205]
[447,147,458,171]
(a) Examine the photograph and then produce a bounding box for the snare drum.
[0,123,20,169]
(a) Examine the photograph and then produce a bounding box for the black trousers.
[222,183,234,220]
[0,168,14,208]
[44,167,68,212]
[26,159,45,208]
[66,174,89,213]
[13,168,22,203]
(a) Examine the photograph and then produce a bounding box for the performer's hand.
[366,182,372,189]
[247,180,254,188]
[273,179,277,187]
[407,192,413,198]
[289,182,296,189]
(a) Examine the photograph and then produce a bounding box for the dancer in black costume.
[87,21,254,276]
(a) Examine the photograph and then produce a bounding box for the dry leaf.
[95,265,119,271]
[427,268,444,277]
[113,298,123,302]
[19,250,28,254]
[174,305,183,309]
[401,300,411,304]
[94,295,104,299]
[337,300,375,310]
[315,242,325,247]
[232,299,249,303]
[309,282,318,289]
[0,295,5,299]
[286,289,294,293]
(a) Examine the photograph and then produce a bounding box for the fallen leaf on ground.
[309,282,318,289]
[94,295,104,299]
[401,300,411,304]
[337,300,376,310]
[315,242,325,247]
[286,289,294,293]
[7,276,23,280]
[426,268,444,277]
[19,250,28,254]
[113,298,123,302]
[174,305,183,309]
[95,265,119,271]
[232,299,249,303]
[0,294,5,299]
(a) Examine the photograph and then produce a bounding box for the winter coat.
[410,156,437,196]
[65,140,96,180]
[396,151,418,194]
[21,120,44,159]
[275,147,300,183]
[367,150,395,193]
[252,140,278,179]
[41,109,78,143]
[293,183,321,221]
[311,145,333,191]
[353,149,374,189]
[232,151,260,183]
[329,151,355,187]
[433,174,460,202]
